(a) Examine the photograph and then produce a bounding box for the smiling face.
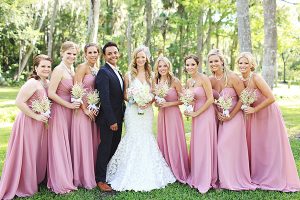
[157,60,169,76]
[104,46,119,66]
[208,54,223,73]
[35,60,52,79]
[85,46,99,65]
[61,47,77,65]
[185,58,198,75]
[238,57,251,75]
[136,51,147,68]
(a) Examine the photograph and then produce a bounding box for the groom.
[95,42,125,192]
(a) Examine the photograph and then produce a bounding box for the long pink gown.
[217,88,255,190]
[0,89,47,200]
[157,88,189,183]
[47,79,77,194]
[248,90,300,192]
[186,87,218,193]
[70,74,100,189]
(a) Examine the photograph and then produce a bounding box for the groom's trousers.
[95,121,122,183]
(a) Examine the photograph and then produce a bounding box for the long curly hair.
[154,56,174,86]
[129,46,152,84]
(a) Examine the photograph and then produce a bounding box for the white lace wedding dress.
[106,79,176,192]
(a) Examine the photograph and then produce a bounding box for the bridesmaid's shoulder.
[229,71,241,82]
[52,64,64,73]
[21,78,38,91]
[199,73,210,81]
[252,72,262,82]
[172,77,182,87]
[76,63,89,70]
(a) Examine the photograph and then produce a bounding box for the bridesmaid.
[184,55,218,193]
[47,41,80,194]
[0,55,52,199]
[237,52,300,192]
[208,49,255,190]
[154,56,189,183]
[70,43,100,189]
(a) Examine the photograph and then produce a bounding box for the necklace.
[214,73,223,81]
[61,62,73,76]
[87,63,99,76]
[240,72,253,81]
[190,79,196,87]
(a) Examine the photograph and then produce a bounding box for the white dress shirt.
[107,62,123,90]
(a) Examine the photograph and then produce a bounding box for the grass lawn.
[0,84,300,200]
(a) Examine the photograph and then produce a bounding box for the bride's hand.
[139,102,152,109]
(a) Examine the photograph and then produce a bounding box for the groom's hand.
[110,123,118,131]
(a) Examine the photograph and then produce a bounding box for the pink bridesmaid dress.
[0,89,48,200]
[186,87,218,193]
[157,88,189,183]
[70,74,100,189]
[248,90,300,192]
[217,88,255,190]
[47,79,77,194]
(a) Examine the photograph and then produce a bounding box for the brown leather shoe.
[97,182,112,192]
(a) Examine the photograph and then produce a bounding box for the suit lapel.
[105,63,123,92]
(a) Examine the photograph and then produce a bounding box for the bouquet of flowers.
[214,94,232,117]
[179,89,194,113]
[86,90,100,112]
[31,96,52,126]
[240,89,257,110]
[127,84,153,115]
[154,82,169,104]
[71,83,86,104]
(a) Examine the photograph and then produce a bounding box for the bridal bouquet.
[179,89,194,113]
[154,82,169,104]
[214,94,232,117]
[127,84,153,115]
[31,96,52,126]
[86,90,100,112]
[240,89,257,110]
[71,83,86,104]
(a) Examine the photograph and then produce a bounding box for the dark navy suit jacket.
[95,63,125,127]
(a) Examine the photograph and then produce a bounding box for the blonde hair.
[129,46,152,84]
[207,48,229,86]
[60,41,79,57]
[236,52,256,72]
[154,56,174,86]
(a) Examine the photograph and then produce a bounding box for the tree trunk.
[126,16,132,66]
[262,0,277,89]
[196,9,204,73]
[87,0,100,43]
[47,0,59,57]
[14,5,47,81]
[106,0,113,35]
[236,0,252,52]
[145,0,152,47]
[204,9,212,75]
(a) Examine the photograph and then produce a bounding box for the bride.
[106,46,176,191]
